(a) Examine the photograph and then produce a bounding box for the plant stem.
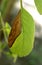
[0,12,8,43]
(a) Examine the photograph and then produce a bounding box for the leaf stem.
[20,0,22,8]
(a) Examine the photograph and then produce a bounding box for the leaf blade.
[10,8,35,57]
[35,0,42,14]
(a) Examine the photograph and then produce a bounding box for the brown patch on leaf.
[8,10,21,47]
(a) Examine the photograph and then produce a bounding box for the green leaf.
[10,8,35,57]
[35,0,42,14]
[1,0,15,20]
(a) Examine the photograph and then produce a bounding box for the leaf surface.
[10,8,35,57]
[35,0,42,14]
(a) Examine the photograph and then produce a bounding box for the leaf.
[35,0,42,14]
[9,8,35,57]
[1,0,15,21]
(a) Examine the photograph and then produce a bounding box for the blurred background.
[0,0,42,65]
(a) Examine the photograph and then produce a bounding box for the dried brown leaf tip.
[8,10,21,48]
